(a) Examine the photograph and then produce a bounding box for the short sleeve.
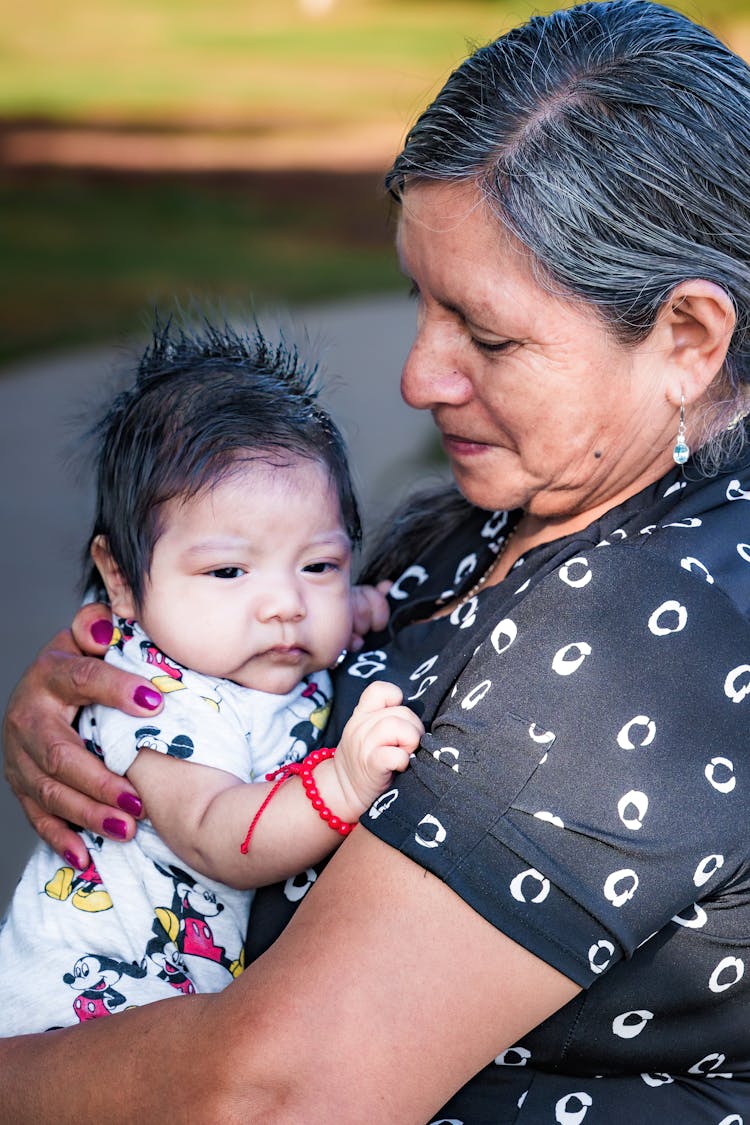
[77,623,256,781]
[363,544,750,987]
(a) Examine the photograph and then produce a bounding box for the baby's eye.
[303,561,339,575]
[209,567,245,580]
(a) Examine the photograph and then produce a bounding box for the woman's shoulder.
[616,462,750,622]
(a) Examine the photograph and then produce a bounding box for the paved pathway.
[0,293,444,911]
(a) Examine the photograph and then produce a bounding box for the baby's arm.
[127,681,422,889]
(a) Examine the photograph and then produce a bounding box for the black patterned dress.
[249,448,750,1124]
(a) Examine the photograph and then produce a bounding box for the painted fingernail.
[133,685,161,710]
[102,817,128,839]
[117,792,143,817]
[91,619,114,646]
[63,849,81,869]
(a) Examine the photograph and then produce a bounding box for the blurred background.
[1,0,747,910]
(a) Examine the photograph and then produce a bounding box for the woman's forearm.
[0,992,267,1124]
[0,830,579,1124]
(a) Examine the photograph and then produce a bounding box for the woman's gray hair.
[387,0,750,464]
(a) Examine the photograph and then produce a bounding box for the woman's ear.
[90,535,137,619]
[661,280,736,405]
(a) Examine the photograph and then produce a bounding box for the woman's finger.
[15,792,94,870]
[4,720,140,856]
[71,602,115,655]
[29,635,163,718]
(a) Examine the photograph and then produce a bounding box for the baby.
[0,317,421,1032]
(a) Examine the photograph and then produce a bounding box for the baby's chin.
[226,657,330,695]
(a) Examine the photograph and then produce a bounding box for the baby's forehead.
[163,461,351,548]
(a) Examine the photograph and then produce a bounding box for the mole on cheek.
[594,450,602,459]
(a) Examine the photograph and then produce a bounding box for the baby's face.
[134,455,353,693]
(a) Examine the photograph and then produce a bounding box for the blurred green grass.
[2,0,750,363]
[0,171,403,362]
[0,1,544,124]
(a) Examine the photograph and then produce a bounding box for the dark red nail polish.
[133,685,161,710]
[63,849,81,869]
[103,817,128,840]
[91,619,114,646]
[117,792,143,817]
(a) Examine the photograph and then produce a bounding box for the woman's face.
[397,181,678,522]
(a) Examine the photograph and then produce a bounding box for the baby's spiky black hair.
[83,314,360,607]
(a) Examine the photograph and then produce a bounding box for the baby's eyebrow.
[183,537,251,556]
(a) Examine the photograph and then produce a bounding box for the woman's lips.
[441,433,493,457]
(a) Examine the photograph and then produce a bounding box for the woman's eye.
[209,567,245,580]
[471,336,515,354]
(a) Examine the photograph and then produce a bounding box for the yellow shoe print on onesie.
[44,866,75,901]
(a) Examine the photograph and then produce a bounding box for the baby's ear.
[90,535,137,619]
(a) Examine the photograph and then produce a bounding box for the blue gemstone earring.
[673,394,690,465]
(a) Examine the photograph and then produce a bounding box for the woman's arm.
[1,603,163,864]
[0,828,579,1124]
[129,681,423,887]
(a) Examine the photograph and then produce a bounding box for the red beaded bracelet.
[240,746,357,853]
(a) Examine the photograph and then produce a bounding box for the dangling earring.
[673,394,690,465]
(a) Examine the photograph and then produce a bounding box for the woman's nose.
[400,324,473,411]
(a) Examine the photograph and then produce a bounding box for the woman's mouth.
[441,432,493,457]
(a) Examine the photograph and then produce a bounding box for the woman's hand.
[349,580,391,651]
[2,602,163,866]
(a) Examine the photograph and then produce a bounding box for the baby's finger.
[350,584,391,638]
[356,680,404,714]
[366,712,423,754]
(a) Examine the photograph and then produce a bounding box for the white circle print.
[510,868,550,904]
[640,1072,674,1088]
[431,746,460,772]
[612,1009,654,1039]
[461,680,492,710]
[705,756,736,793]
[616,716,656,750]
[617,790,649,830]
[647,600,687,636]
[494,1046,531,1067]
[368,789,399,820]
[672,903,708,929]
[389,564,428,600]
[559,557,592,588]
[604,869,639,907]
[491,618,517,654]
[415,814,447,849]
[693,854,724,887]
[680,556,714,583]
[588,939,615,975]
[555,1091,593,1125]
[709,956,745,993]
[283,867,317,903]
[724,665,750,703]
[552,642,592,676]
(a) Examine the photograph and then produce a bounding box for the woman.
[3,1,750,1119]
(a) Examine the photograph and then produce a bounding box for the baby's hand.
[332,681,423,820]
[349,581,392,651]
